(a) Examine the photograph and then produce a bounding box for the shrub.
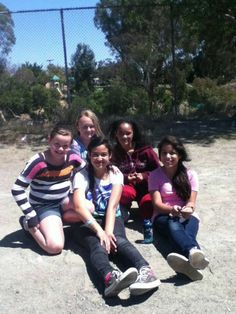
[187,78,236,117]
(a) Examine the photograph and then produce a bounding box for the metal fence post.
[60,8,71,107]
[170,2,178,116]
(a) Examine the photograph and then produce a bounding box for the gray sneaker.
[104,268,138,297]
[129,266,161,296]
[189,248,209,270]
[167,252,203,281]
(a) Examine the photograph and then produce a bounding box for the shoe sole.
[189,250,209,270]
[105,268,138,297]
[130,278,161,296]
[167,253,203,281]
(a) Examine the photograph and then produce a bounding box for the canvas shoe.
[19,215,29,231]
[104,267,138,297]
[167,252,203,281]
[189,247,209,270]
[19,216,32,238]
[129,265,161,296]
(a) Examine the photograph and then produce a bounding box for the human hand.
[170,205,182,217]
[128,173,137,184]
[106,233,117,253]
[28,224,40,234]
[181,206,194,219]
[135,172,144,183]
[96,229,111,253]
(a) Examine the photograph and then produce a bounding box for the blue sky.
[1,0,113,68]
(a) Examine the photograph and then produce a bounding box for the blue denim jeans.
[74,217,148,279]
[154,214,200,257]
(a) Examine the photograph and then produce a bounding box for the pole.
[60,9,71,107]
[170,2,177,116]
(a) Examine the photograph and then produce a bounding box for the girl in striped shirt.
[12,124,85,254]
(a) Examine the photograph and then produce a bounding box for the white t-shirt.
[73,166,123,217]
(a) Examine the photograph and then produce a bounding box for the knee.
[168,219,182,232]
[116,235,128,248]
[46,240,64,255]
[121,185,136,204]
[139,194,153,219]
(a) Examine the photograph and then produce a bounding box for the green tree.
[0,4,15,69]
[47,64,65,82]
[94,0,194,113]
[71,43,96,93]
[14,67,36,86]
[177,0,236,82]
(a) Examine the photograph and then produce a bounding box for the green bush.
[188,78,236,117]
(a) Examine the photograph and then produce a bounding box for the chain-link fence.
[1,3,234,121]
[8,7,111,67]
[1,4,178,104]
[5,7,112,102]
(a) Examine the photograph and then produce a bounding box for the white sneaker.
[129,266,161,296]
[167,253,203,281]
[104,267,138,297]
[189,248,209,270]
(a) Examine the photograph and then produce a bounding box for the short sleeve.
[110,166,124,185]
[148,168,160,192]
[73,168,88,191]
[188,169,199,192]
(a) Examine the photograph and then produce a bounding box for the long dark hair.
[87,136,112,192]
[158,135,191,201]
[108,119,147,151]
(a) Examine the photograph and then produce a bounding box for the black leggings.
[74,217,148,279]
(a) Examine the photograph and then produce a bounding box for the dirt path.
[0,120,235,313]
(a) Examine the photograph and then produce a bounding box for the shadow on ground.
[149,118,236,147]
[0,118,235,148]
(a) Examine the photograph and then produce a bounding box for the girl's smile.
[160,144,180,170]
[48,134,71,164]
[116,123,134,151]
[90,144,111,176]
[77,116,96,145]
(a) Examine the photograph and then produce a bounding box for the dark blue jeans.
[74,216,148,279]
[154,214,200,257]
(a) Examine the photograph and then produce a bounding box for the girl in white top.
[72,136,161,298]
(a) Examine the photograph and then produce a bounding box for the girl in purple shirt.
[149,135,209,281]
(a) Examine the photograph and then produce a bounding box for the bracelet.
[84,218,95,226]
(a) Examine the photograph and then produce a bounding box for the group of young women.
[12,109,209,298]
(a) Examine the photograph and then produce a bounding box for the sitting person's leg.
[139,193,153,220]
[120,185,137,221]
[184,216,209,270]
[168,216,200,257]
[74,220,138,298]
[114,217,149,269]
[114,217,161,295]
[154,214,171,238]
[75,223,112,278]
[30,205,65,254]
[61,196,95,223]
[120,185,137,207]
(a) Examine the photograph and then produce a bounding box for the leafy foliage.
[71,43,96,93]
[0,2,235,120]
[188,78,236,117]
[0,4,15,56]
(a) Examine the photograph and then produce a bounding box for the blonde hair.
[76,109,104,137]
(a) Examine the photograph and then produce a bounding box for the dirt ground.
[0,119,236,314]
